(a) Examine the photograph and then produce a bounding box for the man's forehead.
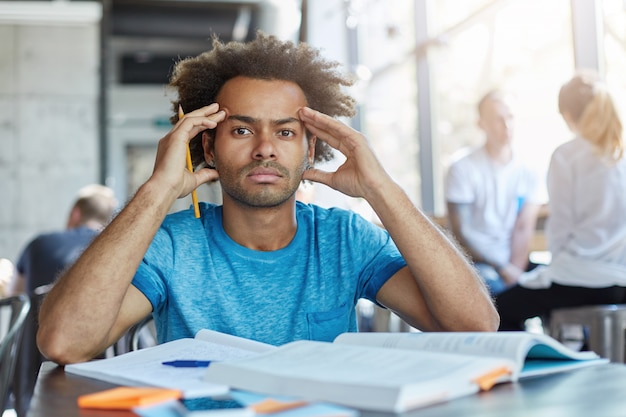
[215,77,307,125]
[224,113,302,125]
[482,99,513,117]
[217,76,307,105]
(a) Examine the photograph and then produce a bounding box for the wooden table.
[29,361,626,417]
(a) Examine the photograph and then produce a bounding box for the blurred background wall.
[0,2,101,263]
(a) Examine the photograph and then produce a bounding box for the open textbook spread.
[66,330,607,412]
[203,331,608,412]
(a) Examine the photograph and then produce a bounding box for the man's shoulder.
[296,202,378,237]
[156,203,221,243]
[27,229,78,246]
[296,201,358,222]
[18,228,94,266]
[448,146,486,168]
[164,202,220,223]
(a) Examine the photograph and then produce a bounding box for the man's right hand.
[497,263,524,286]
[151,104,225,200]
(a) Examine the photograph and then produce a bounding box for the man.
[38,33,498,365]
[9,184,117,296]
[445,90,542,295]
[9,183,117,417]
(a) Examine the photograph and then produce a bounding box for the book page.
[66,336,270,398]
[333,331,605,379]
[195,329,277,354]
[225,341,492,383]
[334,332,531,363]
[524,337,600,360]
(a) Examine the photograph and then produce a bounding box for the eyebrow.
[228,115,301,126]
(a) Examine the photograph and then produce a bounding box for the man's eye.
[279,130,295,137]
[234,127,251,135]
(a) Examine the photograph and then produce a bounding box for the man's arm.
[509,202,540,270]
[299,107,499,332]
[38,105,225,364]
[446,202,499,267]
[448,200,539,286]
[373,186,498,332]
[496,203,540,287]
[37,185,169,364]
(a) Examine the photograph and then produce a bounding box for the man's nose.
[252,131,277,160]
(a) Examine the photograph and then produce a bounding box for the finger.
[299,107,357,150]
[194,166,220,187]
[177,108,226,141]
[302,167,332,187]
[179,103,220,121]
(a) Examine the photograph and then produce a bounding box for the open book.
[65,329,276,398]
[203,331,608,413]
[334,331,607,380]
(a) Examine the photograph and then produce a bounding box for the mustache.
[241,161,291,178]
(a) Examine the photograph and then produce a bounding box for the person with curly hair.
[497,70,626,331]
[38,32,498,365]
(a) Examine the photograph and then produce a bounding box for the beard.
[216,156,308,208]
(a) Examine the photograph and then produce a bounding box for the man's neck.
[484,141,512,165]
[69,219,104,231]
[221,199,298,251]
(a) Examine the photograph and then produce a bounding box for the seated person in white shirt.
[445,90,542,296]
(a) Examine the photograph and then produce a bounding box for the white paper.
[66,336,273,398]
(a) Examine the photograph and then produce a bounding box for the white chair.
[106,315,157,357]
[128,315,157,351]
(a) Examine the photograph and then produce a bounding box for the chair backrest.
[0,294,31,412]
[10,284,54,417]
[129,315,157,352]
[107,315,157,357]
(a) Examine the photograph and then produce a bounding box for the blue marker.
[162,360,212,368]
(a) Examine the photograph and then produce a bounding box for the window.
[427,0,574,214]
[602,0,626,115]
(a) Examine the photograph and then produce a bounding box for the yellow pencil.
[179,105,200,218]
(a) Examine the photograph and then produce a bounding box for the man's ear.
[307,135,317,166]
[66,206,81,229]
[202,131,215,165]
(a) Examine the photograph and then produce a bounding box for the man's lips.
[246,167,283,183]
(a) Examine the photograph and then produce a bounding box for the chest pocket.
[305,303,353,342]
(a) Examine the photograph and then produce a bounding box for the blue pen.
[162,360,212,368]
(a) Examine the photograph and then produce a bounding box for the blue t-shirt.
[132,202,406,346]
